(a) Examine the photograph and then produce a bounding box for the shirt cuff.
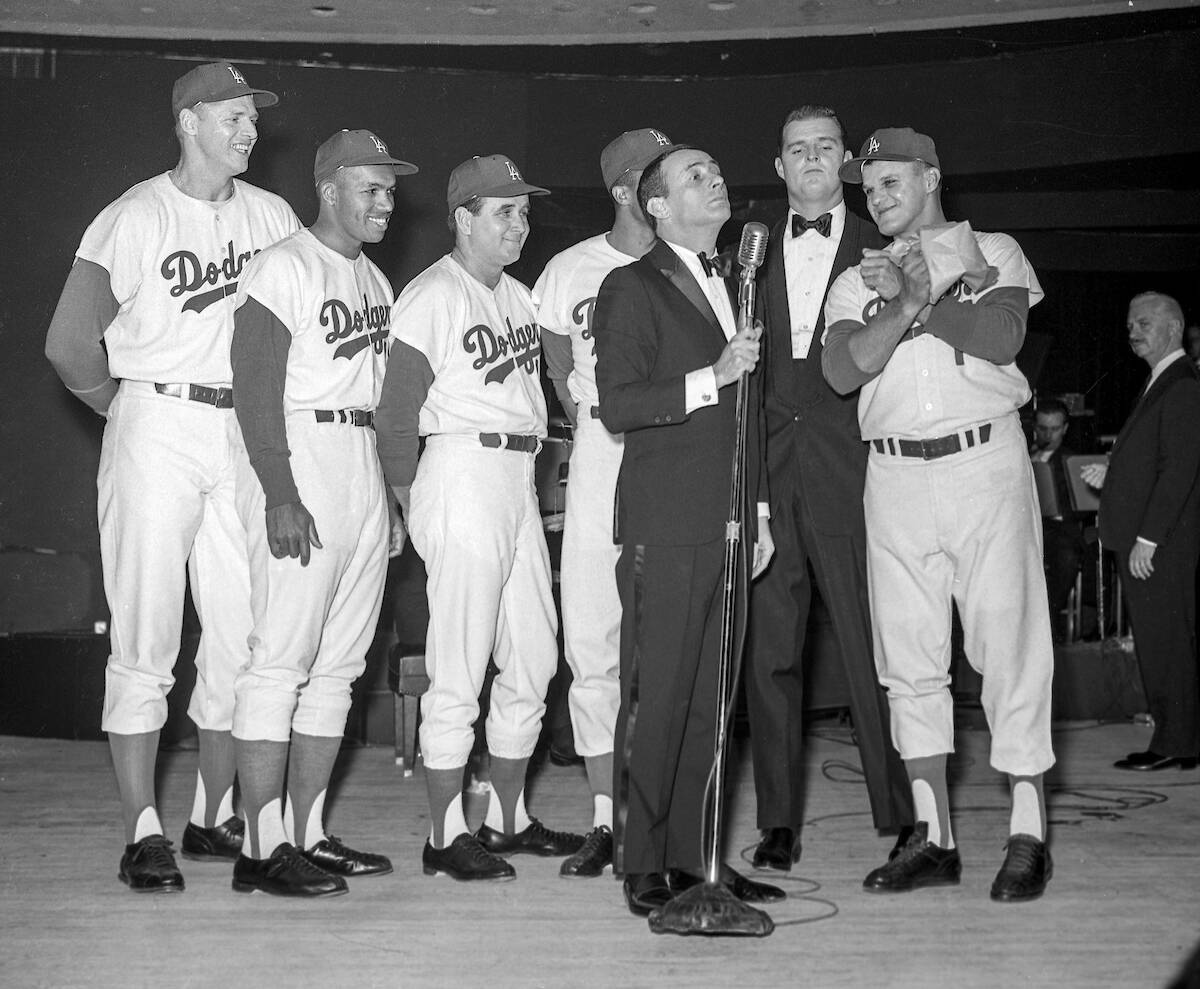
[685,366,719,414]
[757,502,770,520]
[1135,536,1157,549]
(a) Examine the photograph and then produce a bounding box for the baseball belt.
[154,382,234,408]
[479,432,539,453]
[588,406,602,419]
[314,409,374,428]
[871,422,992,461]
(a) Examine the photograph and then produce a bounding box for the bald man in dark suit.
[1086,291,1200,772]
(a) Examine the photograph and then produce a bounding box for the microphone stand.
[649,252,774,939]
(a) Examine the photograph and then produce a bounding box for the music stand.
[1063,454,1105,514]
[1031,461,1060,518]
[1063,454,1110,636]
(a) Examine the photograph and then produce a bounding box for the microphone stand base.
[648,881,775,937]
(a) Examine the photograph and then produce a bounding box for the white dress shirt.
[784,200,846,358]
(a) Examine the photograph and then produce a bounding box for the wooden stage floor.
[1,720,1198,989]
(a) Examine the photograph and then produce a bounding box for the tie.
[792,212,832,238]
[697,252,721,278]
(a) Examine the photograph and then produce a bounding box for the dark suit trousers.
[613,538,727,876]
[1120,539,1200,757]
[746,477,911,832]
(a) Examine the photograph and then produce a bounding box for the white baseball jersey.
[534,233,636,408]
[395,254,546,437]
[824,230,1042,439]
[236,228,393,411]
[77,173,300,384]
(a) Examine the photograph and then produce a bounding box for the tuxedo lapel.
[647,240,723,337]
[764,216,795,397]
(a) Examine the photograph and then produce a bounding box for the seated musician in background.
[1029,398,1087,642]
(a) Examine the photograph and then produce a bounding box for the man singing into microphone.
[593,145,782,917]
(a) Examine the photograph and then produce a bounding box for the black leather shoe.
[180,816,244,861]
[863,822,961,893]
[990,834,1052,902]
[119,834,185,893]
[232,843,347,897]
[476,818,585,857]
[668,865,786,903]
[422,834,516,881]
[1114,750,1199,771]
[548,745,585,768]
[302,834,392,877]
[559,825,613,878]
[751,827,801,871]
[888,825,916,862]
[623,872,673,916]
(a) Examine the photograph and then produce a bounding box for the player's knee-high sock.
[285,732,342,850]
[426,766,468,847]
[486,756,532,834]
[191,728,237,828]
[1007,773,1046,841]
[904,754,954,848]
[585,753,613,829]
[236,738,289,859]
[109,731,163,842]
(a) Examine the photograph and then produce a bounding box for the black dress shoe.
[560,825,613,878]
[180,816,244,861]
[862,822,961,893]
[667,865,786,904]
[623,872,673,916]
[119,834,185,893]
[751,827,801,871]
[1114,750,1199,771]
[476,818,585,857]
[990,834,1052,902]
[548,745,585,768]
[302,834,392,877]
[232,843,347,897]
[422,834,516,881]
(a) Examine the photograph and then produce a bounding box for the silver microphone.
[736,222,768,332]
[737,221,769,277]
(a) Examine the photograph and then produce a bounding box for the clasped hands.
[860,244,933,315]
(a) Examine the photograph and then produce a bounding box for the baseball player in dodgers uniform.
[822,128,1055,902]
[376,155,583,881]
[227,130,416,897]
[534,128,676,878]
[45,62,299,892]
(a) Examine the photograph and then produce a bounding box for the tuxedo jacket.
[1100,355,1200,554]
[760,208,884,535]
[593,239,766,548]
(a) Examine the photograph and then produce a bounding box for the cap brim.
[315,156,420,185]
[839,153,927,184]
[249,89,279,109]
[455,182,550,207]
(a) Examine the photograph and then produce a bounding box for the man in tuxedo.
[1083,292,1200,771]
[1030,398,1087,640]
[746,104,912,872]
[593,145,781,917]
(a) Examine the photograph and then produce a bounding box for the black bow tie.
[792,212,832,238]
[697,252,722,278]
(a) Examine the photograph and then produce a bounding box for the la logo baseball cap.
[171,61,279,118]
[314,129,420,185]
[600,128,681,190]
[839,127,940,184]
[446,155,549,213]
